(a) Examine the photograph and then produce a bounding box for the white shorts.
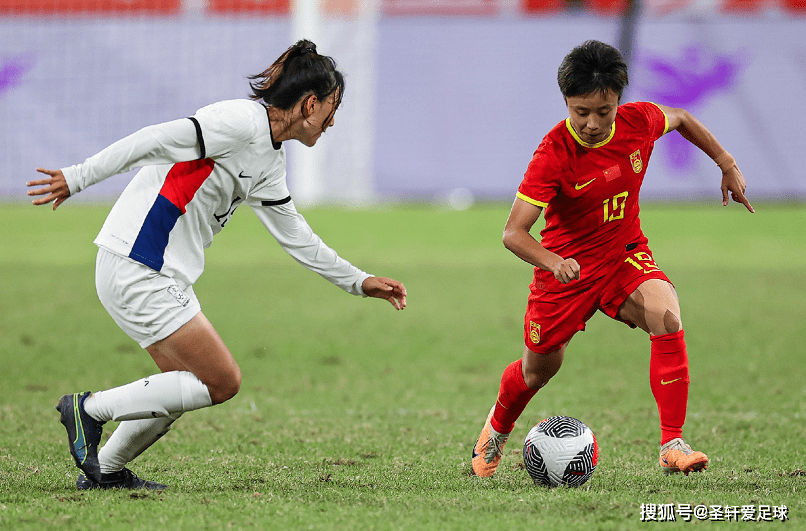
[95,247,201,348]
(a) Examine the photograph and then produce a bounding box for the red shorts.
[523,243,671,354]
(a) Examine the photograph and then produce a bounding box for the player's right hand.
[27,168,71,210]
[552,257,581,284]
[362,276,407,310]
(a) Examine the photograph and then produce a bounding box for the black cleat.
[77,468,168,490]
[56,392,105,483]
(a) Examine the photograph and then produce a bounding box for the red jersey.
[517,101,669,292]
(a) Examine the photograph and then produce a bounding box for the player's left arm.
[656,103,754,213]
[28,118,204,210]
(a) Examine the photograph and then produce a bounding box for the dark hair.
[557,40,628,100]
[249,40,344,115]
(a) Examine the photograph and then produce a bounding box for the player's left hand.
[27,168,71,210]
[362,276,407,310]
[720,165,754,213]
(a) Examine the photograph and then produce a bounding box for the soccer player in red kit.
[471,40,753,477]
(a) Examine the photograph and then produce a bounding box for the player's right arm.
[503,197,580,284]
[252,199,407,309]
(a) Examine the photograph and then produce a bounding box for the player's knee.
[209,367,241,405]
[662,309,681,334]
[523,371,551,390]
[522,346,564,390]
[210,381,240,405]
[522,363,559,390]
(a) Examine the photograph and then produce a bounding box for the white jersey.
[61,99,371,295]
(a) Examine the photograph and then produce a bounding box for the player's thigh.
[598,243,677,334]
[617,278,681,335]
[96,249,240,403]
[146,312,241,405]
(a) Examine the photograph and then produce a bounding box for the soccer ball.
[523,416,598,487]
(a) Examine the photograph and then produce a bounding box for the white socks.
[84,370,212,422]
[82,370,213,475]
[99,414,182,474]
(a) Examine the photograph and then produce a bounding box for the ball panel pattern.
[523,416,597,488]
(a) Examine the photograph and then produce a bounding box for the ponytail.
[249,40,344,112]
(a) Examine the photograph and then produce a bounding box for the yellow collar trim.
[565,118,615,148]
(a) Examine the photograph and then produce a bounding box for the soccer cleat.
[76,468,168,490]
[56,392,106,483]
[471,406,510,477]
[659,438,709,475]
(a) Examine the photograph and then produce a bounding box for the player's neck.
[267,106,295,144]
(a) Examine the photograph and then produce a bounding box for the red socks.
[491,359,538,434]
[491,329,689,442]
[650,330,689,445]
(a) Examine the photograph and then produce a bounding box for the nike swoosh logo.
[238,171,252,179]
[575,178,596,190]
[661,378,682,385]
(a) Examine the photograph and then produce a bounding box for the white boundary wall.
[1,15,804,204]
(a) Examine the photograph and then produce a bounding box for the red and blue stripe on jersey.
[129,158,215,271]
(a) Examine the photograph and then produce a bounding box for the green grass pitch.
[0,201,803,530]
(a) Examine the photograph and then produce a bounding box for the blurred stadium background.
[1,0,804,206]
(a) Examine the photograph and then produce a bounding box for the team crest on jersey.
[630,150,643,173]
[529,321,541,344]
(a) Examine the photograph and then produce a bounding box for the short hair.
[557,40,628,100]
[248,40,344,113]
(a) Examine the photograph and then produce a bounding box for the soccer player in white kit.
[26,40,408,490]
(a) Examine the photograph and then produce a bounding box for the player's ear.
[300,93,316,119]
[299,94,315,119]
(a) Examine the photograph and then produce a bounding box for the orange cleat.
[659,438,709,475]
[471,406,510,477]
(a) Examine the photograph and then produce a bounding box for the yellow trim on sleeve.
[516,192,548,208]
[647,101,670,135]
